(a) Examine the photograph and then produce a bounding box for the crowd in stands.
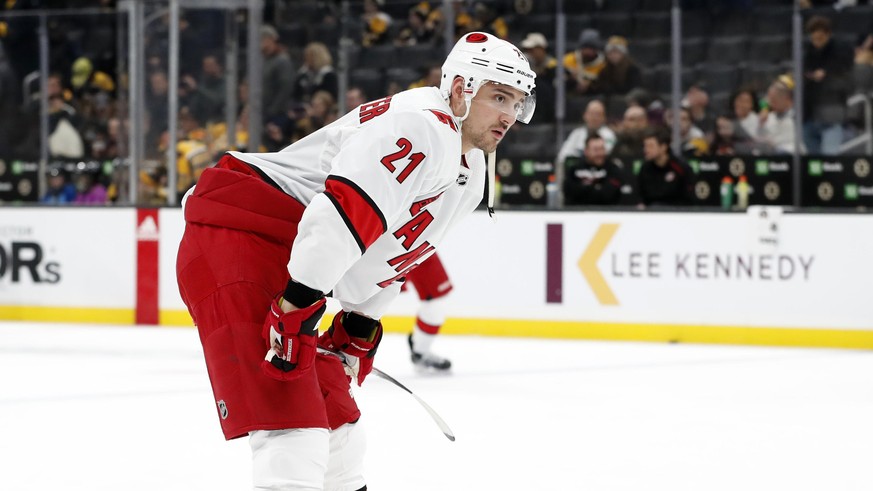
[1,0,873,206]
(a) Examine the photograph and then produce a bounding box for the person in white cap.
[520,32,557,122]
[176,32,536,490]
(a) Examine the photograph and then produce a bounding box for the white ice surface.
[1,322,872,490]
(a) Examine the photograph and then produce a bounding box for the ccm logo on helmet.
[465,33,488,43]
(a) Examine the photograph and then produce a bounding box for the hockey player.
[405,252,454,372]
[176,32,535,490]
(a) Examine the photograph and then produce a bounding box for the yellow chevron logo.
[578,223,619,305]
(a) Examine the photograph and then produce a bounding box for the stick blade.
[412,393,456,442]
[372,368,455,442]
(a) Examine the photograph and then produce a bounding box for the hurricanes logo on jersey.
[427,110,458,132]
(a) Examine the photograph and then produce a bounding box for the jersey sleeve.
[288,111,451,296]
[337,281,404,320]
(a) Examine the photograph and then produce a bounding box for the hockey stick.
[318,348,455,442]
[370,367,456,442]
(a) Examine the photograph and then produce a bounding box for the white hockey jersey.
[230,87,485,318]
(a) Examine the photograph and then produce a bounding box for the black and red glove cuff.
[322,311,382,359]
[283,278,325,309]
[341,311,380,339]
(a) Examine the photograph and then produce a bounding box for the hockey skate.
[408,334,452,372]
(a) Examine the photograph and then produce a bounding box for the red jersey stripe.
[324,175,387,253]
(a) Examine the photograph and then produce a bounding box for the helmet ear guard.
[440,32,537,124]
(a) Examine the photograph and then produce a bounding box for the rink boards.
[1,207,871,348]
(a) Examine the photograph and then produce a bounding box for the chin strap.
[486,150,496,219]
[458,93,473,122]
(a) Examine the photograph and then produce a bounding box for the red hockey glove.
[318,311,383,386]
[261,296,327,382]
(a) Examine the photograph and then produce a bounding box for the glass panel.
[2,1,871,209]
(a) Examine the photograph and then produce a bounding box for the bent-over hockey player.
[176,32,536,490]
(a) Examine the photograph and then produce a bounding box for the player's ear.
[450,76,465,100]
[450,76,466,115]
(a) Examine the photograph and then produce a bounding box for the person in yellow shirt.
[563,29,606,95]
[362,0,393,47]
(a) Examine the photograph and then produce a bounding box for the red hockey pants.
[176,154,360,440]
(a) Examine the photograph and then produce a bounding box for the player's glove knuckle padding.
[260,297,327,381]
[318,311,383,386]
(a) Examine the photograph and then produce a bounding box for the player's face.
[467,82,526,153]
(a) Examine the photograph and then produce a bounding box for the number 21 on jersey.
[381,138,426,184]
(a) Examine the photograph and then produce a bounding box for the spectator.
[469,2,509,39]
[624,87,664,124]
[41,168,77,204]
[264,118,292,152]
[362,0,393,47]
[146,69,170,156]
[451,0,476,38]
[16,72,77,159]
[175,138,212,194]
[638,127,695,206]
[184,52,226,124]
[665,106,709,157]
[146,11,206,76]
[294,42,338,104]
[520,32,557,123]
[757,74,804,154]
[730,88,760,140]
[139,165,169,205]
[73,169,108,205]
[682,82,714,137]
[385,80,404,97]
[345,86,368,113]
[557,99,617,166]
[563,133,626,205]
[89,127,118,161]
[79,89,116,160]
[395,2,438,46]
[261,25,295,121]
[855,27,873,94]
[610,105,649,161]
[710,113,754,156]
[803,15,852,154]
[591,36,642,96]
[70,56,115,100]
[563,29,606,95]
[106,116,123,156]
[294,90,337,140]
[46,80,85,159]
[407,65,442,89]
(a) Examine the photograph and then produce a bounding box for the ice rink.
[2,321,872,491]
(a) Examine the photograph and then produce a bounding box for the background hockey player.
[176,32,535,490]
[405,251,454,372]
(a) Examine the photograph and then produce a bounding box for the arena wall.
[1,208,871,349]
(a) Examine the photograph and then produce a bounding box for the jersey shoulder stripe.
[324,175,387,253]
